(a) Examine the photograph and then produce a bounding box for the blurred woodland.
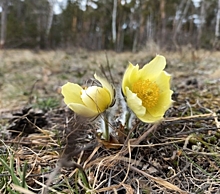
[1,0,220,51]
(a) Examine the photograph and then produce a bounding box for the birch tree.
[197,0,206,48]
[112,0,117,44]
[172,0,191,49]
[215,0,220,38]
[0,0,8,48]
[46,0,55,47]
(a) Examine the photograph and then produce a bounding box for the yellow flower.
[122,55,173,123]
[61,74,115,118]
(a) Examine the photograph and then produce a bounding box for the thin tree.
[46,0,55,47]
[172,0,191,49]
[215,0,220,38]
[197,0,206,49]
[160,0,166,47]
[0,0,8,48]
[132,0,142,52]
[112,0,117,47]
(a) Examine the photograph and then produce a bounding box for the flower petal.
[94,73,114,104]
[147,90,173,117]
[139,55,166,80]
[61,82,83,104]
[138,112,163,123]
[154,71,171,92]
[121,55,172,123]
[125,87,146,116]
[81,86,111,113]
[68,103,99,118]
[122,62,139,95]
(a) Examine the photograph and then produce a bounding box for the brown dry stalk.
[11,184,36,194]
[129,165,188,194]
[165,113,217,122]
[130,123,159,145]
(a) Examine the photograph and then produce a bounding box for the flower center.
[132,79,160,109]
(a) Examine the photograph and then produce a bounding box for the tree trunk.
[139,2,146,47]
[0,0,8,48]
[46,0,55,48]
[146,14,153,42]
[132,27,139,52]
[172,0,191,49]
[132,1,142,52]
[116,14,125,52]
[197,0,206,49]
[173,0,185,27]
[112,0,117,47]
[160,0,166,48]
[215,0,220,38]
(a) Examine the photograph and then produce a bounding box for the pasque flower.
[122,55,173,123]
[61,74,115,118]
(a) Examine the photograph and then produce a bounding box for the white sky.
[192,0,201,7]
[0,0,203,14]
[53,0,202,14]
[54,0,67,14]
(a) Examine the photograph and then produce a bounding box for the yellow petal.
[121,55,172,123]
[146,71,173,117]
[61,82,83,104]
[139,55,166,80]
[138,112,163,123]
[125,87,146,116]
[128,64,140,86]
[147,90,173,117]
[68,103,99,118]
[122,62,139,95]
[81,86,111,113]
[94,73,114,103]
[154,71,171,92]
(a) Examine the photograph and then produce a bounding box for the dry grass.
[0,48,220,193]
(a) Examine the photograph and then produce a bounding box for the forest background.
[1,0,220,52]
